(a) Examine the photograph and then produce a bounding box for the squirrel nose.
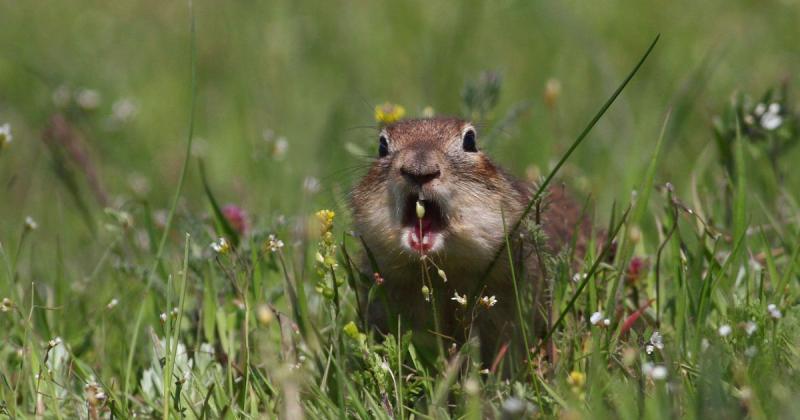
[401,165,441,186]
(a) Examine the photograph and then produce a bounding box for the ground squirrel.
[351,117,589,366]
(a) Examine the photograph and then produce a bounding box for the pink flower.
[223,204,249,235]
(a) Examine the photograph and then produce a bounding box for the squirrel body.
[350,117,588,363]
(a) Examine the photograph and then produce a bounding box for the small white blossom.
[645,344,655,355]
[754,103,766,116]
[24,216,38,231]
[106,298,119,310]
[760,103,783,130]
[642,362,667,380]
[451,291,467,307]
[0,123,12,149]
[572,273,586,283]
[0,297,13,312]
[744,321,757,336]
[650,331,664,351]
[718,324,732,337]
[76,89,101,110]
[210,237,230,254]
[767,303,782,319]
[159,313,168,323]
[603,318,611,326]
[272,136,288,159]
[52,85,71,107]
[745,346,758,358]
[48,337,63,348]
[651,365,667,380]
[266,234,284,252]
[590,311,604,326]
[480,295,497,308]
[111,98,138,123]
[302,176,320,194]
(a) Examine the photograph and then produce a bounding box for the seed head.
[416,201,425,219]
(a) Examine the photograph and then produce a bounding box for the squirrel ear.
[462,129,477,152]
[378,134,389,157]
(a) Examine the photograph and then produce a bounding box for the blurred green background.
[1,0,799,260]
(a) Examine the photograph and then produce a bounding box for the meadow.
[1,0,800,418]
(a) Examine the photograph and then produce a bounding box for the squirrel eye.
[378,135,389,157]
[462,129,477,152]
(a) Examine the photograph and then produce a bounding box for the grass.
[1,0,800,418]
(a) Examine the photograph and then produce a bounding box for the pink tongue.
[414,217,433,238]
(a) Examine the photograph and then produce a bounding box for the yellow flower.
[374,102,406,125]
[567,371,586,388]
[316,209,335,233]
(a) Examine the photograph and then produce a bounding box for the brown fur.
[350,117,589,365]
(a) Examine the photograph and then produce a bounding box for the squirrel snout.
[400,164,441,186]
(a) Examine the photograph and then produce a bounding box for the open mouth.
[401,195,447,253]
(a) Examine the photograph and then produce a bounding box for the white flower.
[303,176,320,194]
[0,123,12,149]
[754,103,766,116]
[572,273,586,283]
[112,98,138,123]
[767,303,782,319]
[745,346,758,358]
[76,89,101,110]
[718,324,732,337]
[590,311,604,326]
[272,136,288,159]
[52,85,71,107]
[480,295,497,308]
[649,331,664,351]
[23,216,38,231]
[761,113,783,131]
[645,344,655,355]
[48,337,63,348]
[759,103,783,131]
[642,362,667,380]
[266,234,284,252]
[603,318,611,326]
[451,291,467,307]
[650,365,667,380]
[0,297,13,312]
[106,298,119,310]
[744,321,757,336]
[210,237,230,254]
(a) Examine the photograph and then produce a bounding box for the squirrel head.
[351,117,528,266]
